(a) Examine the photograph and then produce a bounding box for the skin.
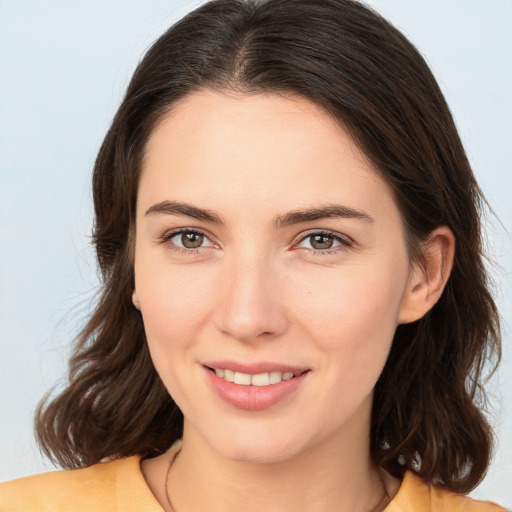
[133,89,454,512]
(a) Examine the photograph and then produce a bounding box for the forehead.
[138,89,400,227]
[144,89,365,172]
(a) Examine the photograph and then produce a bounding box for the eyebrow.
[145,200,374,226]
[273,204,374,227]
[145,200,223,224]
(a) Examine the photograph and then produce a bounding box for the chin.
[203,422,311,465]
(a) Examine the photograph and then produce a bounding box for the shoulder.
[387,471,507,512]
[429,487,507,512]
[0,456,160,512]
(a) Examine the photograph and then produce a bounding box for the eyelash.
[158,228,352,257]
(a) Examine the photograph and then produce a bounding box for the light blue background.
[1,0,511,506]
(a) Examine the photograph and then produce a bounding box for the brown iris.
[310,234,334,250]
[181,232,204,248]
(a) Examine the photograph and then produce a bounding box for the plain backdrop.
[1,0,511,506]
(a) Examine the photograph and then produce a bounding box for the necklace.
[163,449,391,512]
[367,490,391,512]
[164,445,181,512]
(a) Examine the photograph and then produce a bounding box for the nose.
[213,250,289,343]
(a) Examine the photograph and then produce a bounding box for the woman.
[0,0,506,510]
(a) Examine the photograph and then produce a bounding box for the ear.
[132,290,141,311]
[398,226,455,325]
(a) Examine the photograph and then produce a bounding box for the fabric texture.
[1,443,506,511]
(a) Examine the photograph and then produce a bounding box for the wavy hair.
[35,0,501,493]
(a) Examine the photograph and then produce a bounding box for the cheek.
[134,261,217,352]
[134,263,220,405]
[288,259,408,372]
[293,263,406,332]
[293,269,406,423]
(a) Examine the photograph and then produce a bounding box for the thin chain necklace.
[164,446,181,512]
[367,491,391,512]
[163,449,391,512]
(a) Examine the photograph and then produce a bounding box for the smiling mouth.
[205,366,309,387]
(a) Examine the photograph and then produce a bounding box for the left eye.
[297,232,349,252]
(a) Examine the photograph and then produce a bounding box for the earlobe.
[398,226,455,325]
[132,290,141,311]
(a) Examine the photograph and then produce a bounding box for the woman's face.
[134,89,416,463]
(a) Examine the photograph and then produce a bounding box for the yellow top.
[0,445,506,512]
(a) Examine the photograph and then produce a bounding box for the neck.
[163,422,398,512]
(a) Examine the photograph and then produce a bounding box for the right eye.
[160,228,215,254]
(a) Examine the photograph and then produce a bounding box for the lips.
[202,361,311,410]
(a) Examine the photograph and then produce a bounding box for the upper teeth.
[214,368,296,386]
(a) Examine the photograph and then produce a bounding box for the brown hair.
[35,0,501,493]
